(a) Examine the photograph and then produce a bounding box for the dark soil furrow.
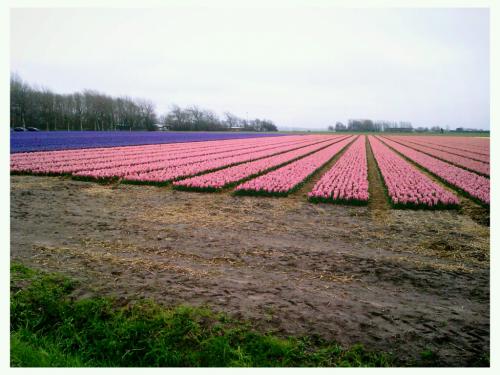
[365,136,390,211]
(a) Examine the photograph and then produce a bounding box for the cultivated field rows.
[10,131,289,153]
[11,135,317,172]
[54,137,323,176]
[173,136,353,191]
[379,137,490,205]
[369,136,459,208]
[402,136,489,156]
[234,136,355,195]
[10,134,490,208]
[308,136,369,204]
[388,137,489,164]
[381,136,489,175]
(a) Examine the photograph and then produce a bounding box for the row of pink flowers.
[383,136,489,176]
[308,136,369,203]
[11,135,313,174]
[38,137,319,176]
[388,136,489,164]
[11,137,239,166]
[404,136,489,156]
[172,136,353,190]
[379,137,489,204]
[369,136,459,207]
[75,137,341,182]
[234,137,355,195]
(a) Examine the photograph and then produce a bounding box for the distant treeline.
[160,106,277,132]
[10,74,157,131]
[328,119,480,133]
[10,74,278,132]
[330,119,416,132]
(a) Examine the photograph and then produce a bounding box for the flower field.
[114,137,338,183]
[172,136,352,191]
[379,137,490,205]
[11,135,317,176]
[388,136,489,164]
[405,136,489,156]
[369,136,459,208]
[12,135,299,167]
[10,131,288,153]
[234,136,355,196]
[382,136,489,176]
[10,133,490,208]
[308,136,369,204]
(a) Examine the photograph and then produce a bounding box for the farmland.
[10,130,288,153]
[10,133,490,366]
[11,133,490,207]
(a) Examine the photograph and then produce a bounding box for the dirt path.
[366,136,391,212]
[10,175,489,366]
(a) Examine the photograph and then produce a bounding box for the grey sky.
[10,6,489,130]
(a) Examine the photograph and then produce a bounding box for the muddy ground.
[10,173,489,366]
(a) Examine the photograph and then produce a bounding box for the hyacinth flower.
[369,136,459,209]
[382,136,489,176]
[12,135,332,180]
[387,136,489,163]
[380,137,489,205]
[234,136,355,196]
[308,136,369,205]
[173,136,352,191]
[11,136,313,174]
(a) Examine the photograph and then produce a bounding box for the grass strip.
[10,262,393,367]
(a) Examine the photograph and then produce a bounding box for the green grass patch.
[10,262,393,367]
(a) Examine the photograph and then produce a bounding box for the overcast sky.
[10,6,489,130]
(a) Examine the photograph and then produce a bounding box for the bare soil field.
[10,174,489,366]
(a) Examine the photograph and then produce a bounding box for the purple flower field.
[10,131,287,153]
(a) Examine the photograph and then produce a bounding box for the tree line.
[10,74,278,132]
[10,74,158,131]
[329,119,415,132]
[328,119,450,133]
[328,119,469,133]
[160,106,277,132]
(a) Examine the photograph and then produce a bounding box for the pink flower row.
[11,135,313,173]
[74,137,341,182]
[308,136,369,203]
[383,137,489,176]
[11,137,252,167]
[369,136,459,207]
[379,137,489,204]
[389,136,489,164]
[11,141,270,174]
[37,137,319,176]
[234,136,355,195]
[172,136,352,190]
[406,136,489,156]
